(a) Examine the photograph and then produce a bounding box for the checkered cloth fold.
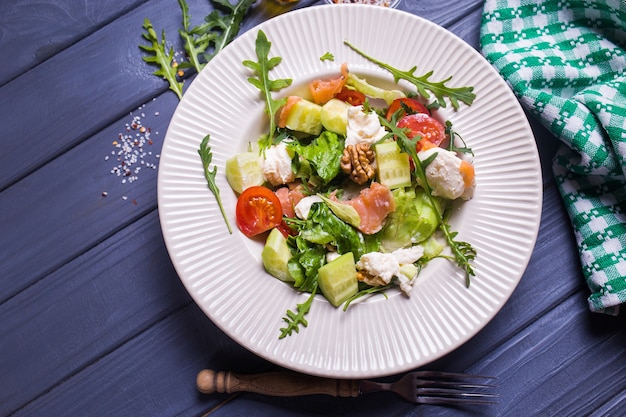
[480,0,626,314]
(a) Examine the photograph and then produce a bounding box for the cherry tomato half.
[396,113,445,151]
[236,186,283,237]
[385,97,429,120]
[334,87,366,106]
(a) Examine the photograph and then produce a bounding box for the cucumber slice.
[375,141,411,189]
[320,98,350,135]
[318,252,358,307]
[262,228,294,282]
[225,152,264,194]
[399,263,418,280]
[285,98,323,136]
[421,234,444,259]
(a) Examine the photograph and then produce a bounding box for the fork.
[197,369,499,406]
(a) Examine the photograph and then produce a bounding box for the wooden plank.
[0,90,179,301]
[0,0,147,86]
[0,211,193,415]
[0,0,191,191]
[8,302,418,417]
[472,294,626,417]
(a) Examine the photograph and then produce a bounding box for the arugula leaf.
[344,40,476,110]
[198,134,233,234]
[140,18,184,100]
[141,0,254,98]
[445,120,474,156]
[243,30,293,146]
[343,284,391,311]
[179,0,255,73]
[320,52,335,61]
[279,288,317,339]
[379,116,476,286]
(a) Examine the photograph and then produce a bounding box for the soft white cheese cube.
[345,106,387,147]
[356,246,425,294]
[262,142,295,186]
[356,252,400,284]
[294,195,323,220]
[418,147,475,200]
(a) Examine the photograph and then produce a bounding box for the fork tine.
[417,395,500,406]
[416,387,500,398]
[416,387,500,405]
[416,378,499,389]
[413,370,499,381]
[410,372,499,406]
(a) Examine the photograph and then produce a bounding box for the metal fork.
[197,369,498,406]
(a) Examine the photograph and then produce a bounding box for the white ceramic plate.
[158,5,542,378]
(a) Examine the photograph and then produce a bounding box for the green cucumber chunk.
[380,187,441,251]
[375,140,412,189]
[399,263,418,280]
[317,252,358,307]
[421,234,444,259]
[320,98,351,135]
[285,98,323,136]
[262,228,294,282]
[225,152,264,194]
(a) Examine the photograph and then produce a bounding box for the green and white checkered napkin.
[480,0,626,314]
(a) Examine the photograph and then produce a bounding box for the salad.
[210,30,477,338]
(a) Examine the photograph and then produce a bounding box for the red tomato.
[276,219,297,238]
[236,186,283,237]
[385,97,429,120]
[334,87,366,106]
[396,113,446,151]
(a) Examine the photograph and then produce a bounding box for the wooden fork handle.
[197,369,359,398]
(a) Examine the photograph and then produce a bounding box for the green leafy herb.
[140,18,184,100]
[141,0,254,99]
[198,134,233,234]
[288,131,344,185]
[380,116,477,286]
[243,30,293,147]
[445,120,474,155]
[343,284,391,311]
[178,0,255,73]
[279,288,317,339]
[344,40,476,110]
[320,52,335,61]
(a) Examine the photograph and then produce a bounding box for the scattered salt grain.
[107,103,161,191]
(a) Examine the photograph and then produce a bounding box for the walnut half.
[341,143,375,184]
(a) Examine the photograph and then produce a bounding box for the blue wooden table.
[2,1,625,416]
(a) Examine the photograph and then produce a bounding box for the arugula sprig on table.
[344,40,476,110]
[243,30,293,152]
[379,116,477,287]
[198,134,233,234]
[179,0,255,73]
[140,19,184,99]
[141,0,255,98]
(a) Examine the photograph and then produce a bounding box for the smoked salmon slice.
[332,182,396,234]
